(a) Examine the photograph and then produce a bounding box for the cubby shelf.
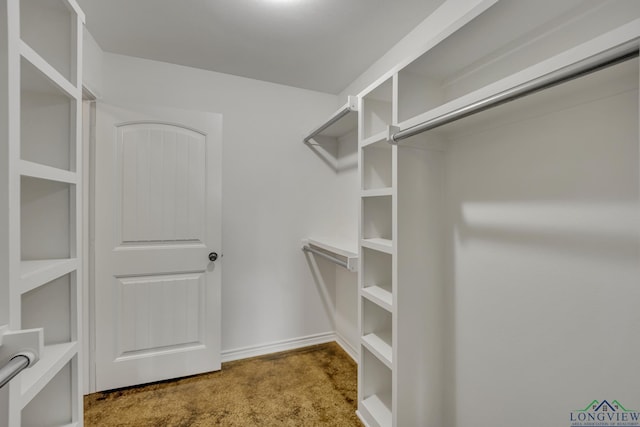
[362,333,393,369]
[361,238,393,254]
[361,286,393,312]
[362,394,392,427]
[20,258,78,294]
[361,188,392,198]
[20,41,76,99]
[361,131,389,148]
[20,160,78,184]
[20,341,78,408]
[306,238,358,261]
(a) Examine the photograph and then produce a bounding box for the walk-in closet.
[1,0,639,426]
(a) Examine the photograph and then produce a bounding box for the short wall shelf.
[302,238,358,272]
[304,96,358,143]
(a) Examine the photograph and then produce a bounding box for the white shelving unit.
[356,2,640,427]
[1,0,84,424]
[357,74,395,427]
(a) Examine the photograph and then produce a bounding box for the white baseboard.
[335,331,359,363]
[221,332,337,363]
[356,411,371,427]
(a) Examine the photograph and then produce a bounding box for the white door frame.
[81,89,97,394]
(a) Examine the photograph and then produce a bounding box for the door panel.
[117,123,206,244]
[116,272,204,356]
[94,103,222,391]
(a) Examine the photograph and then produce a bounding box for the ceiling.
[77,0,446,94]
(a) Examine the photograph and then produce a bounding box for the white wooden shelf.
[361,286,393,312]
[361,238,393,254]
[20,258,79,294]
[20,160,78,184]
[361,131,390,148]
[303,238,358,272]
[20,341,78,408]
[362,333,393,369]
[20,41,77,99]
[361,188,393,198]
[304,96,358,142]
[362,393,392,427]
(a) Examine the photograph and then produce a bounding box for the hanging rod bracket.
[386,125,400,145]
[0,327,43,389]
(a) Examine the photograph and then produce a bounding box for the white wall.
[84,47,362,356]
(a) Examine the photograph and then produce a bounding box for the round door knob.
[209,252,218,262]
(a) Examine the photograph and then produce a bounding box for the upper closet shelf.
[302,238,358,272]
[390,21,640,144]
[304,96,358,142]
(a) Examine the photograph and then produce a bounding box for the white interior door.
[94,103,222,391]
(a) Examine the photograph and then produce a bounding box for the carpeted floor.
[84,342,362,426]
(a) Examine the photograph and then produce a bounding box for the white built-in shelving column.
[4,0,84,425]
[357,72,446,427]
[357,76,394,427]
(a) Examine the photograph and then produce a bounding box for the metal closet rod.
[390,44,640,144]
[0,354,32,389]
[303,245,349,269]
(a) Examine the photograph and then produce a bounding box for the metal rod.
[303,245,349,269]
[391,44,639,143]
[0,354,31,389]
[304,96,357,143]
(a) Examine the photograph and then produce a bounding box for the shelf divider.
[20,341,78,409]
[361,286,393,312]
[19,41,77,99]
[362,333,393,369]
[361,131,390,148]
[362,393,393,427]
[361,188,393,198]
[361,238,393,254]
[20,160,78,184]
[20,258,79,295]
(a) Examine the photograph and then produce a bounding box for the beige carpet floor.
[84,342,362,426]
